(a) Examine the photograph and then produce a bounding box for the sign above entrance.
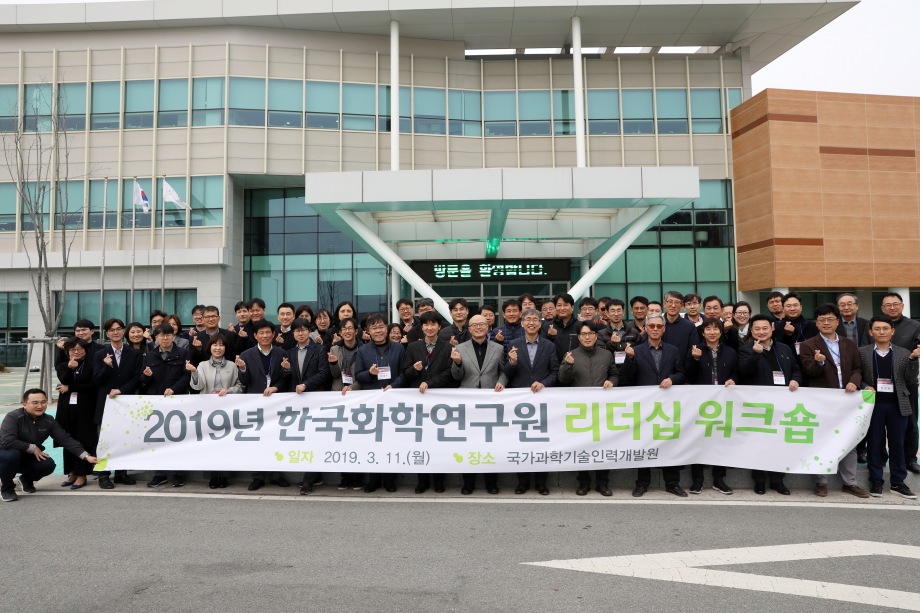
[411,259,571,283]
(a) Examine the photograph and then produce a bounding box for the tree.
[1,81,80,392]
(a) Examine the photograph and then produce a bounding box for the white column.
[390,20,400,171]
[390,267,401,322]
[891,287,911,318]
[571,16,586,168]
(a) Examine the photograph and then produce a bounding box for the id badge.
[614,351,626,365]
[266,375,271,388]
[772,370,786,385]
[70,392,78,405]
[878,378,894,393]
[342,373,354,385]
[794,342,801,355]
[377,366,392,380]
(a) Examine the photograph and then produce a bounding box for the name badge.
[614,351,626,365]
[342,373,354,385]
[266,375,271,388]
[878,378,894,393]
[772,371,786,385]
[794,342,801,355]
[377,366,392,380]
[70,392,78,405]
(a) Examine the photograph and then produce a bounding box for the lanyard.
[873,351,893,386]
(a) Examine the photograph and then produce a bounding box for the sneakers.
[16,476,36,494]
[1,488,18,502]
[147,475,169,488]
[689,481,703,495]
[712,481,733,495]
[171,475,185,488]
[891,483,917,499]
[337,476,350,491]
[869,482,883,497]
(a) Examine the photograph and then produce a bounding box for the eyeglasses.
[816,316,838,324]
[522,318,541,324]
[578,332,597,337]
[734,311,750,316]
[340,327,356,332]
[645,324,664,330]
[107,327,125,332]
[882,302,902,308]
[469,323,488,328]
[204,315,219,320]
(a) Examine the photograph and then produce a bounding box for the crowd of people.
[2,289,919,503]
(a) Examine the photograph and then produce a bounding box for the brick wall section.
[730,89,920,292]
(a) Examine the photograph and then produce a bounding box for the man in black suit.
[189,305,237,364]
[836,293,870,346]
[504,309,559,495]
[662,291,697,368]
[620,313,687,498]
[738,314,803,495]
[236,319,292,492]
[93,318,142,489]
[404,311,459,494]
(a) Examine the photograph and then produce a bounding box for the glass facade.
[0,292,28,367]
[244,188,387,316]
[56,289,198,329]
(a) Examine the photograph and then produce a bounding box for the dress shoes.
[363,484,378,493]
[537,486,549,496]
[384,484,397,493]
[248,478,265,491]
[487,487,499,495]
[754,482,766,495]
[631,483,648,498]
[415,485,427,494]
[114,473,137,485]
[814,483,828,497]
[666,484,688,498]
[461,487,473,495]
[434,486,445,494]
[856,451,868,464]
[596,486,612,497]
[514,484,528,495]
[70,481,88,490]
[841,484,870,498]
[217,477,228,488]
[576,486,589,496]
[208,477,219,489]
[269,476,290,487]
[770,482,791,495]
[907,462,920,475]
[98,475,115,490]
[61,478,76,487]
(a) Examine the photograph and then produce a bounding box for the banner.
[95,386,874,474]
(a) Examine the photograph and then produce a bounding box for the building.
[0,0,858,365]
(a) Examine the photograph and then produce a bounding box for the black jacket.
[503,336,559,388]
[737,341,803,387]
[93,344,143,423]
[140,344,191,395]
[620,341,686,386]
[286,343,331,392]
[687,344,738,385]
[238,345,291,394]
[1,408,87,457]
[402,339,459,389]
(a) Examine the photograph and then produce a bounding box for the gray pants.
[816,448,857,486]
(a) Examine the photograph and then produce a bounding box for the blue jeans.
[0,449,56,490]
[869,401,908,486]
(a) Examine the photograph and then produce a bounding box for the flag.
[162,179,189,210]
[133,180,149,214]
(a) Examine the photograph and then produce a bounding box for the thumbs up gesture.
[451,347,462,364]
[564,351,575,365]
[814,348,826,363]
[691,345,702,360]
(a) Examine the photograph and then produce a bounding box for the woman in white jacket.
[186,333,242,488]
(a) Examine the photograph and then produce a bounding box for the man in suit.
[662,291,697,368]
[285,317,331,495]
[189,305,236,365]
[774,291,819,357]
[879,292,920,475]
[236,319,292,491]
[620,313,687,498]
[451,314,508,495]
[859,316,920,499]
[404,311,459,494]
[504,309,559,495]
[738,314,803,495]
[800,304,868,498]
[836,293,870,347]
[93,318,142,489]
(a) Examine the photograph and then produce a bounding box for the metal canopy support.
[572,16,586,168]
[336,209,451,319]
[485,203,509,259]
[568,205,667,301]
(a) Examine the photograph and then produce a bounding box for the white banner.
[95,386,874,474]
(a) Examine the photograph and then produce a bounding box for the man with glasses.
[191,305,236,363]
[505,309,559,495]
[776,292,818,357]
[577,297,600,323]
[663,291,697,368]
[683,293,703,327]
[621,313,687,498]
[56,319,104,365]
[879,292,920,474]
[800,304,868,498]
[558,321,618,496]
[93,318,143,489]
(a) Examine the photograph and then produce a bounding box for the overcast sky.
[2,0,917,97]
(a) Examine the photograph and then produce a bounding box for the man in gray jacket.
[558,321,618,496]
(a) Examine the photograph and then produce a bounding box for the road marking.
[525,540,920,611]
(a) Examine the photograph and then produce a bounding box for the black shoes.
[576,486,589,496]
[487,487,499,495]
[16,476,36,494]
[147,476,169,488]
[689,481,703,495]
[632,483,648,498]
[461,487,473,495]
[892,483,917,499]
[248,478,265,491]
[537,486,550,496]
[1,488,18,502]
[869,482,883,497]
[218,476,228,488]
[856,451,868,464]
[208,477,219,489]
[666,484,688,498]
[337,477,350,491]
[415,485,427,494]
[907,462,920,475]
[98,475,115,490]
[712,481,733,495]
[770,482,790,496]
[434,486,445,494]
[754,482,766,495]
[300,484,312,495]
[363,484,378,493]
[514,484,528,495]
[114,473,137,485]
[269,476,290,488]
[384,484,397,493]
[171,475,185,488]
[596,486,612,497]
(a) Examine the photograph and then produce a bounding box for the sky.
[1,0,917,97]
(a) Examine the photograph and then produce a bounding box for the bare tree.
[2,81,80,390]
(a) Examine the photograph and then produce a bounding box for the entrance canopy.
[306,166,698,315]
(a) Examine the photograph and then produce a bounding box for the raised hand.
[450,347,462,364]
[563,351,575,365]
[185,360,197,372]
[691,345,702,360]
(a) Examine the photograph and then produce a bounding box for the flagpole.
[160,175,166,311]
[99,177,108,327]
[130,177,137,322]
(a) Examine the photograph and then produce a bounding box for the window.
[24,83,52,132]
[0,291,29,367]
[124,80,154,129]
[656,89,688,134]
[20,182,50,231]
[448,90,481,136]
[0,183,16,231]
[229,77,265,127]
[57,289,197,330]
[342,83,375,131]
[305,81,339,130]
[694,210,728,226]
[694,179,731,209]
[518,90,551,136]
[57,83,86,131]
[192,77,224,127]
[726,88,743,110]
[413,87,446,135]
[0,85,17,131]
[268,79,303,128]
[553,89,577,135]
[55,180,85,230]
[88,179,118,229]
[91,81,121,130]
[484,91,516,136]
[586,89,619,135]
[661,210,692,226]
[158,79,188,127]
[189,175,223,227]
[377,85,411,133]
[621,89,653,134]
[122,178,152,229]
[690,88,722,134]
